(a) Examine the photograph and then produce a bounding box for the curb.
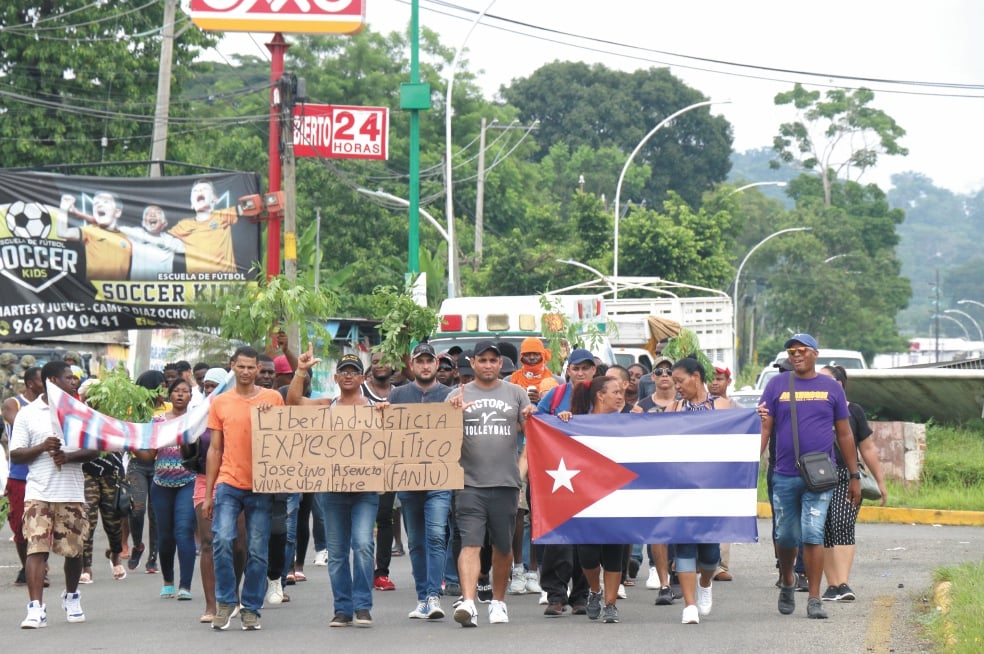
[755,502,984,527]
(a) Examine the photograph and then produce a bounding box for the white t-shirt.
[8,397,86,503]
[118,225,185,280]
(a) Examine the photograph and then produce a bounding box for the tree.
[772,84,908,206]
[0,1,215,172]
[501,62,733,208]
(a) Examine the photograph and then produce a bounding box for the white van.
[429,294,615,365]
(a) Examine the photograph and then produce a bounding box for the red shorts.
[5,478,26,545]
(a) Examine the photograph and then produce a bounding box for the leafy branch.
[371,279,440,368]
[84,366,160,423]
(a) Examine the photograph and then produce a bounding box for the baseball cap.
[783,333,819,351]
[411,342,437,360]
[567,348,595,366]
[472,340,501,356]
[652,355,674,369]
[499,356,516,375]
[273,355,292,374]
[438,352,456,369]
[337,353,364,373]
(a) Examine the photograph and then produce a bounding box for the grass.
[757,420,984,511]
[927,560,984,653]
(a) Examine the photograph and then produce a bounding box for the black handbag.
[788,373,838,493]
[113,475,134,516]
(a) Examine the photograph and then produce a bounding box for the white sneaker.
[697,582,713,617]
[265,578,284,605]
[488,599,509,624]
[524,570,542,593]
[507,565,526,595]
[409,600,429,619]
[682,604,700,624]
[646,566,661,589]
[426,595,445,619]
[617,583,627,599]
[453,598,478,628]
[313,549,328,566]
[61,591,85,623]
[21,601,47,629]
[538,590,548,605]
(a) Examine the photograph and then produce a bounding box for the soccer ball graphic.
[4,201,52,239]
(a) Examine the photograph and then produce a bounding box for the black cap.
[411,342,437,360]
[472,340,500,357]
[499,356,516,375]
[337,353,364,373]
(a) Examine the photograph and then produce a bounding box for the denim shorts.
[674,543,721,573]
[771,472,833,547]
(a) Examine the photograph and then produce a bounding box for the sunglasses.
[653,368,673,377]
[786,347,812,357]
[438,365,454,371]
[337,369,362,377]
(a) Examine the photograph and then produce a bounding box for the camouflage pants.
[22,500,89,558]
[82,473,124,568]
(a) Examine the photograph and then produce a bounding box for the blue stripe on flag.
[620,461,759,490]
[535,516,759,546]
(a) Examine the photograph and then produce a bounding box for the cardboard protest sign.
[251,403,463,493]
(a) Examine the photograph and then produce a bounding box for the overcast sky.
[213,0,984,194]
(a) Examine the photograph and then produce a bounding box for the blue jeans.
[673,543,720,573]
[212,483,272,613]
[398,490,451,601]
[282,493,300,583]
[150,481,196,590]
[317,491,379,615]
[771,472,833,548]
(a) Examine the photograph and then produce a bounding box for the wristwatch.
[849,472,861,480]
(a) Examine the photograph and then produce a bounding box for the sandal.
[177,588,193,601]
[128,544,145,571]
[391,546,405,557]
[112,563,127,580]
[294,571,307,582]
[79,572,93,584]
[200,613,215,623]
[160,585,176,599]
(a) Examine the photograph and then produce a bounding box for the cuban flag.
[47,372,233,451]
[526,410,761,545]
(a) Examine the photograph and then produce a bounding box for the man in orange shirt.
[168,179,238,274]
[202,346,284,632]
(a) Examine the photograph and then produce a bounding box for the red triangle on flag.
[526,415,639,540]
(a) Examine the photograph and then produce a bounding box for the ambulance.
[429,294,616,365]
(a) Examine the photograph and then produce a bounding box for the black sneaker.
[476,577,493,604]
[329,612,353,627]
[794,573,809,592]
[543,603,567,617]
[807,597,828,619]
[354,609,373,627]
[655,586,675,606]
[443,582,461,597]
[145,553,158,574]
[627,558,641,579]
[821,585,840,601]
[15,568,27,586]
[837,583,856,601]
[571,603,587,615]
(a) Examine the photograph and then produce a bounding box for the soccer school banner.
[526,410,761,545]
[47,372,232,451]
[0,171,261,340]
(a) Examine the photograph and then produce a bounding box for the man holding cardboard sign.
[388,343,454,621]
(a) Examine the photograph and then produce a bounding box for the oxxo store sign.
[292,104,389,160]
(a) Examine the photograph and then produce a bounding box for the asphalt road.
[1,518,978,653]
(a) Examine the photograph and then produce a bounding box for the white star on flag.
[546,457,580,493]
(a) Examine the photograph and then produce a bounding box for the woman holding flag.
[557,375,627,624]
[668,356,732,625]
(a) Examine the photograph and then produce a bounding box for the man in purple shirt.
[759,334,860,620]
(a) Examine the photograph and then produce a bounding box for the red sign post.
[187,0,365,34]
[293,104,390,160]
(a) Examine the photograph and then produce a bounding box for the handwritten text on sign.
[251,404,463,493]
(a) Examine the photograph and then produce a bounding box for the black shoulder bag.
[789,373,838,492]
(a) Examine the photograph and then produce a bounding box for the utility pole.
[280,74,299,349]
[473,117,487,270]
[134,0,177,375]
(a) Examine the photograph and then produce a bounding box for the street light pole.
[957,299,984,312]
[729,181,787,195]
[357,188,450,243]
[732,227,812,376]
[613,99,728,299]
[936,314,970,340]
[945,310,982,341]
[445,1,495,299]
